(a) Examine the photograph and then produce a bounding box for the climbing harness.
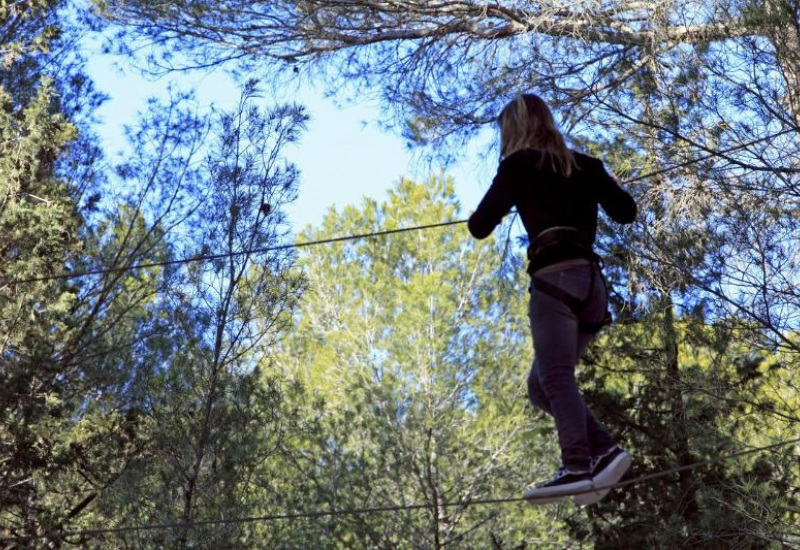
[528,227,612,333]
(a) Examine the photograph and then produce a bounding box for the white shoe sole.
[574,452,632,507]
[524,478,593,505]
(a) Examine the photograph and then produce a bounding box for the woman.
[468,94,636,506]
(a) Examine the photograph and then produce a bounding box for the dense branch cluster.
[102,0,750,57]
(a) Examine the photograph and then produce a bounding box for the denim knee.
[537,365,576,401]
[527,371,550,412]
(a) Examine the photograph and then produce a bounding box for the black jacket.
[468,149,637,272]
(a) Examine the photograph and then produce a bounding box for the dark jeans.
[527,260,616,472]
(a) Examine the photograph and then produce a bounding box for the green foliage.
[268,177,579,548]
[0,1,61,68]
[90,84,308,550]
[3,2,800,548]
[578,302,799,548]
[0,78,85,542]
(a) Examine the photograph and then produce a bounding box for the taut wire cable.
[1,435,798,544]
[0,128,794,288]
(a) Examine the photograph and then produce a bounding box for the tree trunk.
[662,293,700,527]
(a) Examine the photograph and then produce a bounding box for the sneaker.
[573,447,631,506]
[524,467,593,504]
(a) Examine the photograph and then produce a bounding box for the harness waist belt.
[527,226,598,264]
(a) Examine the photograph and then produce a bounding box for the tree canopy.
[1,0,799,547]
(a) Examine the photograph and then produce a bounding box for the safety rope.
[1,435,797,544]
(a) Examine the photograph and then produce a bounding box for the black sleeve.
[468,156,518,239]
[592,158,637,224]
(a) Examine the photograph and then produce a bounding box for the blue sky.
[83,43,497,237]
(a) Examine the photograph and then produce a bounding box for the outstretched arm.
[593,159,637,224]
[468,157,517,239]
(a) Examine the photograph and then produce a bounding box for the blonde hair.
[498,94,577,177]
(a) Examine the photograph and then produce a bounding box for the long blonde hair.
[498,94,577,177]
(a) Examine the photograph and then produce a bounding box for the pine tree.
[0,76,86,542]
[92,83,308,550]
[267,176,580,549]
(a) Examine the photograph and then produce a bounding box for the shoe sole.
[573,452,632,507]
[524,479,593,505]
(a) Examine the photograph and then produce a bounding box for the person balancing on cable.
[468,93,637,506]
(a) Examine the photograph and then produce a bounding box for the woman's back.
[468,148,636,272]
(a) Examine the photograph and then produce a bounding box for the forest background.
[1,0,800,548]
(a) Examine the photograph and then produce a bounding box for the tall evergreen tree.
[266,177,581,549]
[0,2,112,542]
[93,83,308,550]
[0,76,86,544]
[570,63,800,547]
